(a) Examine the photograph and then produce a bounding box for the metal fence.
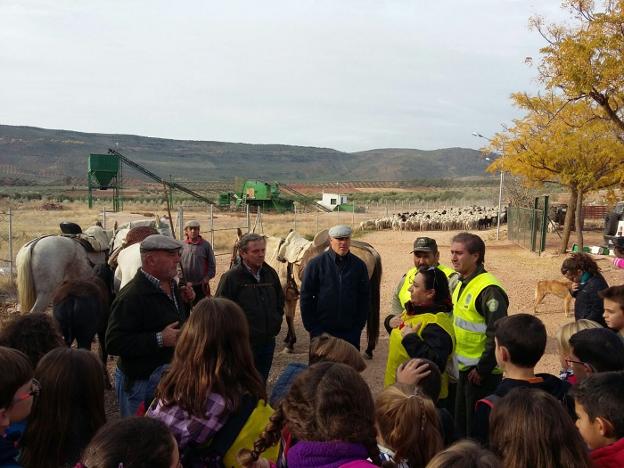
[507,196,549,254]
[0,209,14,282]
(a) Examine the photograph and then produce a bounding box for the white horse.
[16,225,112,313]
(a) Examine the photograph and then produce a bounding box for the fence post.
[8,208,13,283]
[385,199,388,217]
[101,210,107,229]
[209,204,215,247]
[246,204,250,232]
[177,206,184,239]
[352,201,356,227]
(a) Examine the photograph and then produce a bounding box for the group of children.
[2,272,624,466]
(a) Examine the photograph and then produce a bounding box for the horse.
[231,228,382,357]
[16,224,113,314]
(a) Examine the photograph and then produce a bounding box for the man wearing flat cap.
[106,234,195,416]
[300,224,370,351]
[386,236,458,329]
[181,220,216,304]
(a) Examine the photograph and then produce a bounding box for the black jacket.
[106,270,189,380]
[472,373,572,445]
[300,249,370,336]
[216,262,284,346]
[572,273,609,326]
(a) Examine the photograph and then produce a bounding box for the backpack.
[181,396,278,468]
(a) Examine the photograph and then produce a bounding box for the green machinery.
[219,180,295,212]
[88,153,122,211]
[88,149,214,211]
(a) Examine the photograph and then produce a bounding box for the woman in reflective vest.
[384,267,455,400]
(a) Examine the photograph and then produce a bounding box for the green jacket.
[106,270,189,380]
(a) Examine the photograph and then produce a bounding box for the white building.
[318,192,348,211]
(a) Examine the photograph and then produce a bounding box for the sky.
[0,0,572,153]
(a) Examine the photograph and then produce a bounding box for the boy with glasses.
[568,328,624,383]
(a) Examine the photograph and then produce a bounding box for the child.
[238,362,380,468]
[20,348,106,468]
[0,347,34,468]
[147,297,276,467]
[384,267,454,402]
[571,371,624,467]
[555,319,602,384]
[599,285,624,336]
[78,417,180,468]
[568,328,624,383]
[560,253,609,326]
[472,314,572,445]
[489,388,591,468]
[395,358,459,447]
[270,333,366,406]
[375,385,443,467]
[0,314,64,368]
[425,440,501,468]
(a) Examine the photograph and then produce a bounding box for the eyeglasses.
[0,379,40,418]
[565,358,593,370]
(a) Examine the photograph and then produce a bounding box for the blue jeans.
[251,339,276,382]
[115,364,168,417]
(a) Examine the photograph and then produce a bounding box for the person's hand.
[396,359,431,386]
[202,278,211,297]
[570,282,580,293]
[389,316,402,328]
[467,368,483,385]
[401,322,422,338]
[180,282,196,303]
[161,322,180,347]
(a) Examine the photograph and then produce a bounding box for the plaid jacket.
[146,393,230,450]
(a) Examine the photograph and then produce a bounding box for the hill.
[0,124,492,184]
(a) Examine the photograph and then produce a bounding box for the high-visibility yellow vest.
[452,272,504,372]
[397,264,456,307]
[384,310,455,399]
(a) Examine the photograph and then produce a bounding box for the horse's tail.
[366,248,382,354]
[16,241,36,313]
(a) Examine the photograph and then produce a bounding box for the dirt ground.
[3,212,623,417]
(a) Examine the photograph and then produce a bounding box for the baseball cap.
[410,237,438,253]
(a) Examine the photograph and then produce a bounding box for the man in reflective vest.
[386,236,458,330]
[450,232,508,437]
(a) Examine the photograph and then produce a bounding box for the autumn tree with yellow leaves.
[486,93,624,252]
[488,0,624,252]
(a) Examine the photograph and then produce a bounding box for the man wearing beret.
[300,224,371,351]
[181,220,216,304]
[106,234,195,416]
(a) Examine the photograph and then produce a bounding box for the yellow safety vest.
[384,310,455,399]
[397,264,456,307]
[452,272,504,372]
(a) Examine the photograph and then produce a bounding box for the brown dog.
[534,280,573,317]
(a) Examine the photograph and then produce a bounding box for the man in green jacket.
[106,234,195,416]
[450,232,508,437]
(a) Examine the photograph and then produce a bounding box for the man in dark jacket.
[300,225,370,351]
[216,233,284,382]
[106,234,194,417]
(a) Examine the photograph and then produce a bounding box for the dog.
[534,279,573,317]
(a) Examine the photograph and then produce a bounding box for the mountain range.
[0,124,493,184]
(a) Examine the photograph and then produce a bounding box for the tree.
[532,0,624,136]
[486,92,624,252]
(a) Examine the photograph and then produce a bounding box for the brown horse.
[231,229,382,357]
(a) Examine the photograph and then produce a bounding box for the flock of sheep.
[359,206,505,232]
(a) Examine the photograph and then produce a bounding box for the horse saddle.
[60,223,107,253]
